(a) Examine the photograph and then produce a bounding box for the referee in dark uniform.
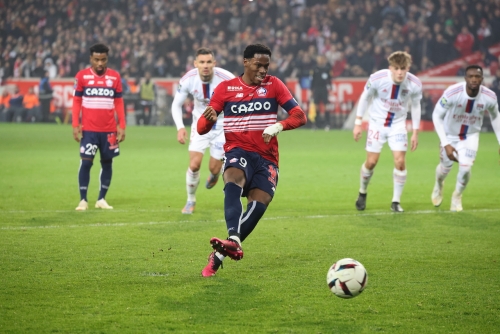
[310,55,332,130]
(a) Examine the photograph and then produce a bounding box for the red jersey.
[209,75,299,166]
[72,67,125,132]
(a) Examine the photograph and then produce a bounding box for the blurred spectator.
[0,90,11,121]
[454,26,475,57]
[23,87,41,122]
[456,60,470,76]
[310,55,332,130]
[137,71,156,125]
[39,70,54,122]
[5,86,24,122]
[44,58,58,79]
[420,91,434,121]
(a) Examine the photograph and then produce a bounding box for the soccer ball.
[326,258,368,298]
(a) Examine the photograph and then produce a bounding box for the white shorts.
[440,133,478,166]
[189,126,225,160]
[365,123,408,153]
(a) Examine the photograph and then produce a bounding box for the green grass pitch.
[0,123,499,333]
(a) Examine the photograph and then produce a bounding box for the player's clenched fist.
[203,106,217,122]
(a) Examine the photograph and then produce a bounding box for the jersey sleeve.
[274,78,299,113]
[432,90,453,146]
[171,79,190,130]
[72,71,84,127]
[209,81,227,114]
[114,73,126,129]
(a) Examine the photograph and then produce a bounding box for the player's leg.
[205,132,224,189]
[391,150,406,212]
[451,136,478,211]
[432,143,454,207]
[183,132,209,214]
[76,158,93,210]
[95,132,120,209]
[387,128,408,212]
[76,131,99,210]
[207,149,250,262]
[181,151,203,214]
[356,124,386,210]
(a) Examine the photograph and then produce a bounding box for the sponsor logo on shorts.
[230,158,238,163]
[107,133,119,150]
[80,146,85,153]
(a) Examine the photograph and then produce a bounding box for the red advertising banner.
[4,77,472,110]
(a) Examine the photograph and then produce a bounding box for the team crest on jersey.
[477,104,484,109]
[256,87,267,96]
[106,79,113,87]
[402,89,408,96]
[440,97,447,107]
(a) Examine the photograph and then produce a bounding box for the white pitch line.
[1,208,499,231]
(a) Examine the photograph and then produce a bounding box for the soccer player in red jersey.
[197,44,307,276]
[72,43,126,211]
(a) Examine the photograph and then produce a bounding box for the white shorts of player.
[189,125,225,160]
[365,122,408,153]
[440,133,478,166]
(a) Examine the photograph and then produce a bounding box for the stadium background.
[1,0,500,129]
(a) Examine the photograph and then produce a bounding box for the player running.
[353,51,422,212]
[171,48,235,214]
[431,65,500,211]
[197,44,307,276]
[72,43,126,211]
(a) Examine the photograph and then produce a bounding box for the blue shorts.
[223,147,279,198]
[79,131,120,160]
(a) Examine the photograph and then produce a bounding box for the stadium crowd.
[1,0,500,85]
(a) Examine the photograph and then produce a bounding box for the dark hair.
[195,47,215,58]
[465,65,483,75]
[243,44,272,59]
[89,43,109,55]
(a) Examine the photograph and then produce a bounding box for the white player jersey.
[364,69,422,127]
[171,67,234,130]
[433,82,499,142]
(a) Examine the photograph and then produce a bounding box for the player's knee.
[81,159,93,170]
[459,164,472,175]
[100,159,112,169]
[364,161,377,170]
[440,161,453,169]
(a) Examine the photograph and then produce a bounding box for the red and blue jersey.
[209,75,299,165]
[72,67,125,132]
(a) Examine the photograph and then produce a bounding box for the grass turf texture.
[0,123,499,333]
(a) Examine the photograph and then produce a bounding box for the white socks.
[436,163,452,187]
[359,163,374,194]
[186,168,200,202]
[455,165,471,195]
[392,168,407,203]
